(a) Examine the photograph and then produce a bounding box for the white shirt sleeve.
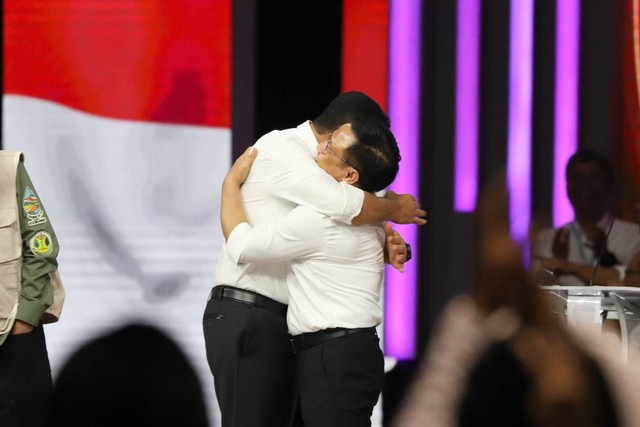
[225,206,326,264]
[263,135,364,224]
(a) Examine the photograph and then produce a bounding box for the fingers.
[409,198,427,225]
[244,146,257,159]
[390,258,405,273]
[390,250,408,270]
[413,208,428,225]
[383,222,395,238]
[227,146,258,185]
[384,222,407,272]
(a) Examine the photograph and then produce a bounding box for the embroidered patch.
[22,187,47,226]
[29,231,54,256]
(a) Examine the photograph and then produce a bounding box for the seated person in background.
[392,176,640,427]
[531,149,640,286]
[47,324,209,427]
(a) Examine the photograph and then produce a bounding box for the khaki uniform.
[0,151,64,345]
[0,150,64,427]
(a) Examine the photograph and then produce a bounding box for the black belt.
[290,327,377,354]
[211,285,287,317]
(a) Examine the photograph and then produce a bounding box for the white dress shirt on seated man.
[532,216,640,286]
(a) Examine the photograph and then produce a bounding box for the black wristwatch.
[405,243,412,262]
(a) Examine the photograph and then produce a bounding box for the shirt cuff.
[225,222,252,264]
[16,299,47,326]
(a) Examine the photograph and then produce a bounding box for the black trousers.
[203,295,297,427]
[296,330,384,427]
[0,325,53,427]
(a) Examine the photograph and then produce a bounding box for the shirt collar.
[573,214,615,231]
[295,121,319,159]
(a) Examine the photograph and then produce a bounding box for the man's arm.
[15,161,59,334]
[262,130,426,226]
[221,147,256,239]
[354,191,427,226]
[534,255,628,286]
[225,147,407,272]
[221,147,325,264]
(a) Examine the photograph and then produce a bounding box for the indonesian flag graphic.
[4,1,231,423]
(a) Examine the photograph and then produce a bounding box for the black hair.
[344,116,401,193]
[565,149,614,188]
[313,91,390,133]
[48,324,208,427]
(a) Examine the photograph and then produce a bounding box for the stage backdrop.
[3,1,231,424]
[624,0,640,208]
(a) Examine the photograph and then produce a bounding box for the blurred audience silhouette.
[47,323,209,427]
[393,175,640,427]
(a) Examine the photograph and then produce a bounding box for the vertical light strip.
[386,0,421,360]
[454,0,481,212]
[553,0,580,226]
[507,0,534,244]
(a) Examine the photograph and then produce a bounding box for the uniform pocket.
[0,262,20,331]
[0,208,21,263]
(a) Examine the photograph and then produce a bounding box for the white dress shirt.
[226,205,385,335]
[531,216,640,286]
[214,121,365,304]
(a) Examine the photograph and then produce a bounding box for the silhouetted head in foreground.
[464,174,619,427]
[48,324,208,427]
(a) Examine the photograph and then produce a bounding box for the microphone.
[587,187,625,287]
[587,216,617,286]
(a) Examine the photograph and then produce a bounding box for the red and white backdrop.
[4,1,231,423]
[4,0,399,424]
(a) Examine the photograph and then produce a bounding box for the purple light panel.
[553,0,580,226]
[454,0,481,212]
[386,0,421,360]
[507,0,534,243]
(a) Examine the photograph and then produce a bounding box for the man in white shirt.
[203,92,425,427]
[221,115,401,427]
[531,149,640,286]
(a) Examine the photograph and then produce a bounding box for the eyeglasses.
[321,136,358,170]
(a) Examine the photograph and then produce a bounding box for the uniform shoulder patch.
[22,187,48,226]
[29,231,54,256]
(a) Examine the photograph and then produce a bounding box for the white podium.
[541,286,640,360]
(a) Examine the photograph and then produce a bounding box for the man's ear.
[344,168,359,186]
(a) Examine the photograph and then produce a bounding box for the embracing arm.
[354,191,427,226]
[265,134,426,226]
[220,147,256,239]
[221,147,323,264]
